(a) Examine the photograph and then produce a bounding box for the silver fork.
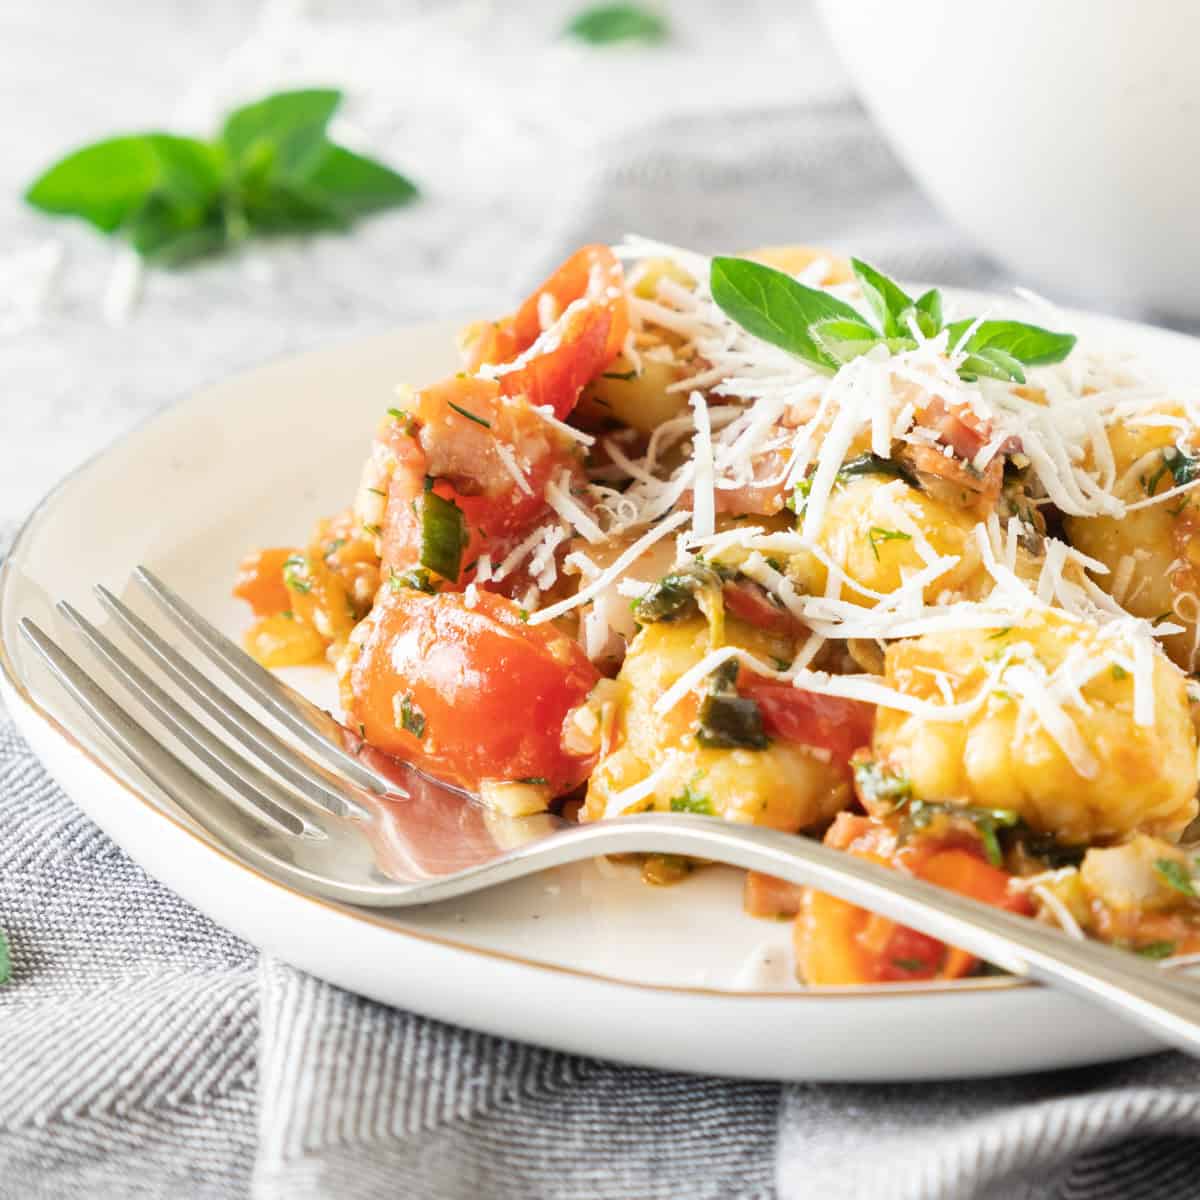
[19,566,1200,1056]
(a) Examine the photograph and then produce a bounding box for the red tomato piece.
[347,588,600,795]
[462,244,629,419]
[737,674,874,773]
[722,580,797,634]
[794,814,1031,986]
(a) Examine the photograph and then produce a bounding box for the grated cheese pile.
[477,236,1198,779]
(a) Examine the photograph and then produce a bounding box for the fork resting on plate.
[20,566,1200,1057]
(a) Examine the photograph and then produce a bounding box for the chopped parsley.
[1111,663,1129,681]
[389,566,437,594]
[1154,858,1197,899]
[518,776,549,786]
[282,553,312,594]
[853,759,912,810]
[397,693,426,739]
[903,799,1020,868]
[669,784,715,815]
[447,400,492,429]
[1145,445,1200,496]
[890,957,928,973]
[1135,941,1177,960]
[867,527,911,560]
[388,407,417,435]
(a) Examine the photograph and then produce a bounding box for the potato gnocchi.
[236,237,1200,985]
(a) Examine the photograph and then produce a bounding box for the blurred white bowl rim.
[815,0,1200,319]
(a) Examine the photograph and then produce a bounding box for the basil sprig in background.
[711,255,1076,384]
[25,89,418,266]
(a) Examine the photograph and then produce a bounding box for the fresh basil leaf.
[959,350,1025,384]
[127,198,227,265]
[300,143,418,218]
[710,256,869,371]
[946,319,1076,367]
[221,88,342,176]
[914,287,943,332]
[809,316,881,365]
[238,182,347,234]
[565,4,668,44]
[959,346,1028,384]
[25,134,222,233]
[850,258,911,337]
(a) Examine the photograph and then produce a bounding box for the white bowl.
[815,0,1200,318]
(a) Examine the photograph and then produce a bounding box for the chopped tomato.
[233,547,296,617]
[737,674,874,773]
[723,580,797,634]
[346,588,600,795]
[794,813,1032,985]
[461,244,629,419]
[377,377,582,586]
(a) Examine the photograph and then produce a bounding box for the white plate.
[4,298,1198,1081]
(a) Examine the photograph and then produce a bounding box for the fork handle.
[523,815,1200,1058]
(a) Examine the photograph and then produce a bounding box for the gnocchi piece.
[781,475,1027,606]
[577,352,689,435]
[584,617,855,833]
[871,610,1198,844]
[1064,404,1200,670]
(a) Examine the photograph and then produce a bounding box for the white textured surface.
[0,0,846,536]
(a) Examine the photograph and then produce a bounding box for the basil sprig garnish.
[710,255,1076,384]
[25,89,418,266]
[565,4,668,44]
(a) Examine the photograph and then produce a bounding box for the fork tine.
[94,585,372,819]
[19,619,308,838]
[133,566,390,793]
[57,602,323,838]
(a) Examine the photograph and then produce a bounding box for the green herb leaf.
[946,319,1076,369]
[837,453,921,490]
[695,658,768,751]
[890,957,928,973]
[1135,940,1177,960]
[398,693,426,739]
[710,256,871,372]
[221,88,342,175]
[299,143,419,218]
[867,526,912,560]
[282,553,312,594]
[518,776,549,786]
[389,566,437,594]
[669,785,715,815]
[0,929,9,985]
[853,760,912,809]
[808,316,883,366]
[1154,858,1198,899]
[419,491,469,582]
[850,258,913,337]
[25,87,418,265]
[565,4,668,44]
[632,563,723,624]
[447,400,492,429]
[25,134,223,233]
[914,288,943,335]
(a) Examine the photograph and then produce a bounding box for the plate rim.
[5,298,1197,1006]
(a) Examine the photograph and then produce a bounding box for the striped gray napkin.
[3,77,1199,1200]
